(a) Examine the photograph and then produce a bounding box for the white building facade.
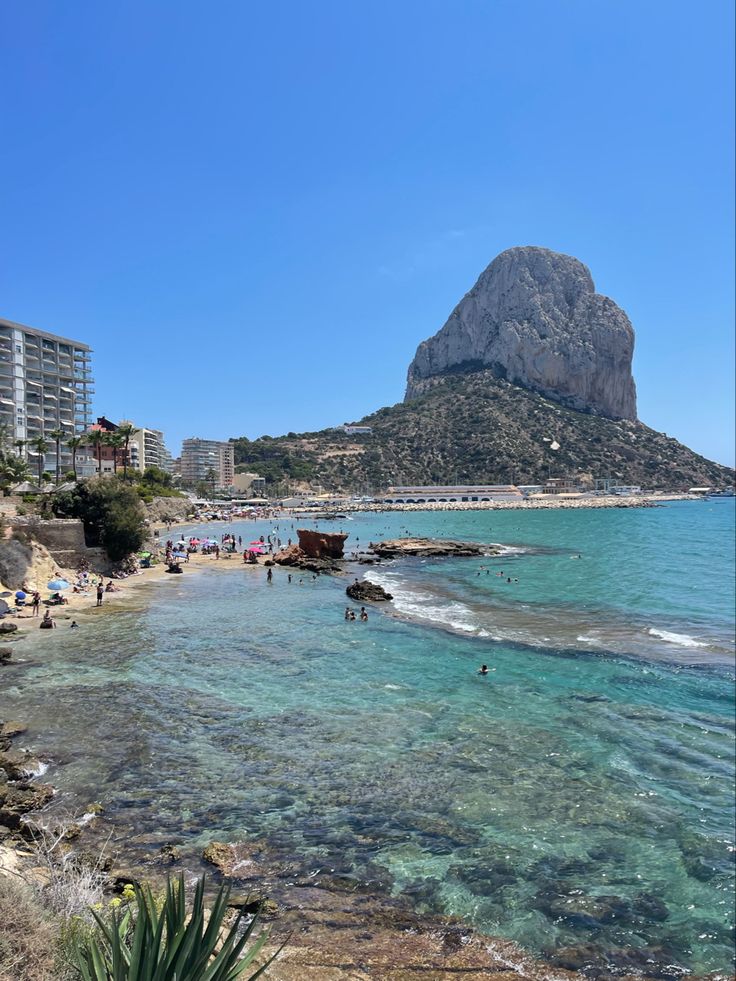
[0,316,95,474]
[181,438,235,488]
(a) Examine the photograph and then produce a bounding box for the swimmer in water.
[478,664,489,675]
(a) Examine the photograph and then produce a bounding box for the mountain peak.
[405,246,637,421]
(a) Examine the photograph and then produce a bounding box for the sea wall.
[6,517,109,573]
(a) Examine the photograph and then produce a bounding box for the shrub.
[71,873,283,980]
[50,478,148,562]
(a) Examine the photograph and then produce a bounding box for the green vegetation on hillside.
[231,370,733,493]
[51,478,148,561]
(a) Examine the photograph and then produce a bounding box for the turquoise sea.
[2,500,734,974]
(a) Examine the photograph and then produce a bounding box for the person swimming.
[478,664,489,675]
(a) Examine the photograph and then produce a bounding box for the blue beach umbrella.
[15,590,26,599]
[47,579,70,591]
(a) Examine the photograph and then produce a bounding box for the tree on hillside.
[29,435,49,487]
[51,477,148,561]
[0,454,31,489]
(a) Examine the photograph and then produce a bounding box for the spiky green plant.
[71,873,283,981]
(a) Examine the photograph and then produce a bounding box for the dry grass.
[0,875,58,981]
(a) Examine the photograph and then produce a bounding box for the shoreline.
[2,508,733,979]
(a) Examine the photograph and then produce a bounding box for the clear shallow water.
[2,501,734,974]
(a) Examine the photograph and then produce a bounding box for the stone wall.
[7,518,110,573]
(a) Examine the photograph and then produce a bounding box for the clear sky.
[1,0,733,466]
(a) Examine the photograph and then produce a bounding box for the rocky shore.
[332,494,688,515]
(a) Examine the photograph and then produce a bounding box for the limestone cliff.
[405,246,637,421]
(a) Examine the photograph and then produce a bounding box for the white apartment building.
[0,316,95,475]
[121,423,174,473]
[181,438,235,488]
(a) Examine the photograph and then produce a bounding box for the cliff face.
[405,247,637,421]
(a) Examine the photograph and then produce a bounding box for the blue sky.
[1,0,733,466]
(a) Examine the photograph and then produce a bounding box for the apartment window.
[15,345,22,353]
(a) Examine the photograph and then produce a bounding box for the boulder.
[296,529,347,559]
[1,721,27,739]
[346,580,393,602]
[0,647,13,663]
[405,245,637,421]
[0,622,18,634]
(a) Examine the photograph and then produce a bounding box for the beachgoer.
[266,568,273,582]
[96,585,104,607]
[70,621,79,629]
[345,607,351,620]
[360,607,368,621]
[31,591,41,617]
[40,611,56,629]
[349,610,356,621]
[288,574,292,583]
[478,664,489,675]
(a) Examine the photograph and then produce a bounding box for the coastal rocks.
[297,529,348,559]
[369,537,493,559]
[0,647,14,664]
[0,622,18,634]
[202,840,259,878]
[273,534,346,574]
[405,245,638,420]
[0,781,54,829]
[0,748,40,780]
[346,579,393,602]
[1,721,27,740]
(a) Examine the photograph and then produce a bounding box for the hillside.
[232,369,734,493]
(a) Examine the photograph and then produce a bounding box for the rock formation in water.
[405,246,637,421]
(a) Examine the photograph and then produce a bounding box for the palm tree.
[116,423,138,480]
[0,422,10,461]
[66,435,83,479]
[14,438,26,458]
[48,428,65,485]
[85,429,106,475]
[0,454,31,487]
[205,467,217,499]
[106,432,125,474]
[29,435,49,487]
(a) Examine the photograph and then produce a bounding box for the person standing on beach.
[96,584,103,607]
[266,567,273,583]
[31,591,41,617]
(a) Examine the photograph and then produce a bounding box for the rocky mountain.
[406,246,637,421]
[233,369,733,493]
[232,247,733,493]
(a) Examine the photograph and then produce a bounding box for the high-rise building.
[0,316,95,474]
[181,438,234,488]
[123,423,174,474]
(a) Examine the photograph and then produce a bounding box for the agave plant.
[72,873,283,980]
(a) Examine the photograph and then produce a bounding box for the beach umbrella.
[15,590,26,599]
[47,579,70,591]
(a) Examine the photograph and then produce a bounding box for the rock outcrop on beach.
[405,246,637,421]
[346,579,393,602]
[369,538,496,559]
[296,529,347,559]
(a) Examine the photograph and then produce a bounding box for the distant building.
[181,438,235,488]
[121,422,174,473]
[380,484,522,503]
[342,424,372,435]
[0,315,95,475]
[231,472,266,495]
[83,417,129,476]
[540,477,583,495]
